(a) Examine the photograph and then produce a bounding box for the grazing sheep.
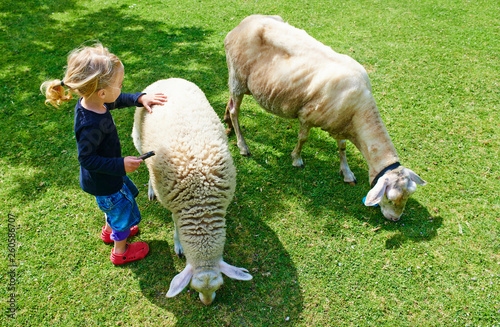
[224,15,426,221]
[132,78,252,305]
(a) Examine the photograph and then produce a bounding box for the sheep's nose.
[382,209,402,221]
[199,291,216,305]
[386,213,401,221]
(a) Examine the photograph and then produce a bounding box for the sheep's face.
[166,261,252,304]
[365,167,426,221]
[191,268,223,305]
[378,174,415,221]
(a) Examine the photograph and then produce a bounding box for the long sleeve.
[107,92,145,110]
[76,123,126,176]
[74,94,142,196]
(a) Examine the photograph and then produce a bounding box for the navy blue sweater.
[74,93,144,196]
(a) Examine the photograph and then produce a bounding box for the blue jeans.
[95,176,141,241]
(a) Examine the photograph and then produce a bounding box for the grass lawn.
[1,0,499,325]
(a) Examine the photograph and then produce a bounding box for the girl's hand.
[124,156,143,173]
[138,93,168,113]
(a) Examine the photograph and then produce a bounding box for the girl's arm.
[107,92,167,112]
[106,92,144,110]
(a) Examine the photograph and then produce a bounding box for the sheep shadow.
[128,197,304,326]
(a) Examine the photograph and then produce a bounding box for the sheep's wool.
[133,78,236,263]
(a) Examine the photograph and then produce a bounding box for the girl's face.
[102,65,124,103]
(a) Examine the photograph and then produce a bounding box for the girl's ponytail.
[40,79,73,108]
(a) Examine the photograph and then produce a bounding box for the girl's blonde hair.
[41,43,122,107]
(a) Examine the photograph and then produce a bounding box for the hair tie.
[60,80,65,87]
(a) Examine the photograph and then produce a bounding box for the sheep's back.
[135,79,236,219]
[225,15,375,133]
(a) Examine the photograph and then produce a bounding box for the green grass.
[1,0,499,325]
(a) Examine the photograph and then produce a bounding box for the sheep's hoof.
[174,243,184,258]
[239,146,251,156]
[292,158,304,168]
[339,170,357,185]
[148,180,156,200]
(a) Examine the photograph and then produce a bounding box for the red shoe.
[101,225,139,243]
[110,242,149,265]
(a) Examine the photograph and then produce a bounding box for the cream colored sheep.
[132,78,252,305]
[224,15,426,221]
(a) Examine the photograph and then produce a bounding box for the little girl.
[41,43,167,265]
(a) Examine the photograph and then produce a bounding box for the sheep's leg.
[148,179,156,200]
[224,100,234,135]
[227,95,251,156]
[173,220,184,258]
[337,139,357,185]
[291,121,311,167]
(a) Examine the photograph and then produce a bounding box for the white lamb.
[224,15,426,221]
[132,78,252,305]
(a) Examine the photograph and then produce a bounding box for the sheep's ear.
[405,168,427,186]
[365,177,389,206]
[166,264,193,298]
[220,261,253,281]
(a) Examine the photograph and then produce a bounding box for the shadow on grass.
[382,214,444,250]
[128,202,304,326]
[0,1,229,204]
